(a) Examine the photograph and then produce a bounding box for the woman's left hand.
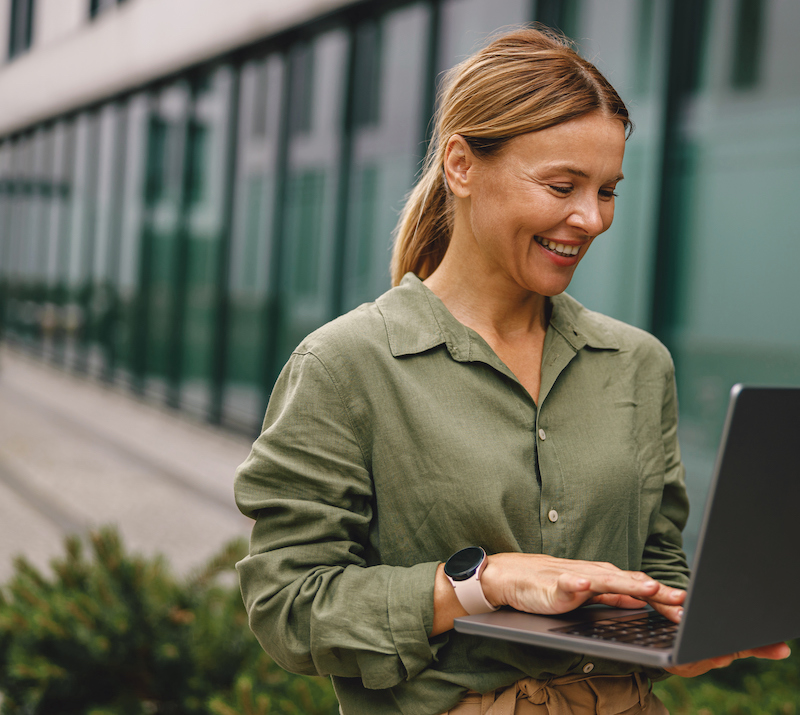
[664,642,791,678]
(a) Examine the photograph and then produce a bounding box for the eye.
[599,188,618,201]
[549,185,572,195]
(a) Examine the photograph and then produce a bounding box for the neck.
[423,252,550,342]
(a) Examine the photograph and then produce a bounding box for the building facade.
[1,0,799,550]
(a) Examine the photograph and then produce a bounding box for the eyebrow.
[546,165,624,183]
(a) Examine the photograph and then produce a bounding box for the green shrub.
[2,528,798,714]
[0,527,339,715]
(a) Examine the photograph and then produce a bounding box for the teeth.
[537,237,580,257]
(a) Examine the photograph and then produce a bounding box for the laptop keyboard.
[550,611,678,649]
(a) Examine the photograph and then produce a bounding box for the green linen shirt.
[235,273,690,715]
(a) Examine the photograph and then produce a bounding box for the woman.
[235,27,788,715]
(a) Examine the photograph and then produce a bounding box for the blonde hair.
[391,26,631,285]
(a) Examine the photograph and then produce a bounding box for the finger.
[557,573,592,594]
[588,593,648,609]
[645,583,685,608]
[742,643,791,660]
[649,601,684,624]
[576,572,661,599]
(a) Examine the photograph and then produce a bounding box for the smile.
[534,236,581,257]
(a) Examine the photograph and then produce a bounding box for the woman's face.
[445,112,626,298]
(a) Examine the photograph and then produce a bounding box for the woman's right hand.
[430,552,685,637]
[483,552,685,616]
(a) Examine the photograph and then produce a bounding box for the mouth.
[534,236,583,258]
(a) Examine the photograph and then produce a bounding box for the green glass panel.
[286,169,325,299]
[221,54,284,430]
[341,4,430,312]
[275,29,348,365]
[178,67,234,418]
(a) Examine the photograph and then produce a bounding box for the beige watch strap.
[449,559,499,615]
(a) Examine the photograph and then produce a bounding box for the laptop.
[454,384,800,667]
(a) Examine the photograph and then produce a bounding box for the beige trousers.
[442,673,668,715]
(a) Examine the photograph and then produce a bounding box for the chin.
[521,276,575,297]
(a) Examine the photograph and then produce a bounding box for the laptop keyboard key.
[550,612,678,649]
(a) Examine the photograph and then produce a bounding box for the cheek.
[469,188,513,236]
[601,203,616,232]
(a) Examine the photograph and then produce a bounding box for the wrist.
[480,553,506,609]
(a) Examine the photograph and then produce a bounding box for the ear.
[443,135,475,198]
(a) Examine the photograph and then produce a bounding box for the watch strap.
[451,570,498,615]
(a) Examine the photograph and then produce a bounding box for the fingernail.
[677,608,684,619]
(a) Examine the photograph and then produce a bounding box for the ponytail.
[390,155,453,286]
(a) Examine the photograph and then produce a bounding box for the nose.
[566,195,607,237]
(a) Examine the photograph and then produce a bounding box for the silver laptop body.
[454,385,800,667]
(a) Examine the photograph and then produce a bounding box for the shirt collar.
[547,291,620,352]
[376,273,619,360]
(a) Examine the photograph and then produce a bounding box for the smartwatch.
[443,546,499,615]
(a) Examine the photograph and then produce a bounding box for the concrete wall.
[36,0,86,51]
[0,0,359,136]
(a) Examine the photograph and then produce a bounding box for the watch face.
[444,546,485,581]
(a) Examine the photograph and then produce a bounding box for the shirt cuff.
[387,560,440,683]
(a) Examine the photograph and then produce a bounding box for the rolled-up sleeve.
[640,362,691,589]
[235,350,440,689]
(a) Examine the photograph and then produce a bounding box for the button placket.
[535,407,565,554]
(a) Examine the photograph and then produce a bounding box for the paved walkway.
[0,344,256,584]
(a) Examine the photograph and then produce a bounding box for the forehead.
[497,113,626,179]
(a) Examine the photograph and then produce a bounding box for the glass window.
[0,140,11,337]
[8,0,35,60]
[27,126,54,355]
[179,65,236,419]
[662,0,800,429]
[341,3,432,311]
[85,101,128,379]
[138,81,191,402]
[565,0,671,331]
[277,29,349,362]
[535,0,580,35]
[730,0,765,89]
[222,53,285,430]
[437,0,529,73]
[89,0,125,20]
[115,92,150,386]
[6,135,34,344]
[41,119,74,361]
[44,118,77,366]
[63,111,102,371]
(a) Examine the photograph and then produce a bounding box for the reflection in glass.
[179,66,235,419]
[223,54,285,430]
[277,29,348,361]
[341,3,431,311]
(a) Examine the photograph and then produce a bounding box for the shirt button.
[538,428,546,440]
[548,509,559,522]
[583,662,594,674]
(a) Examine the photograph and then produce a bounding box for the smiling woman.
[234,26,786,715]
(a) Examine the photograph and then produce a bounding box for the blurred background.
[0,0,799,572]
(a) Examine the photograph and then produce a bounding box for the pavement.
[0,343,257,585]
